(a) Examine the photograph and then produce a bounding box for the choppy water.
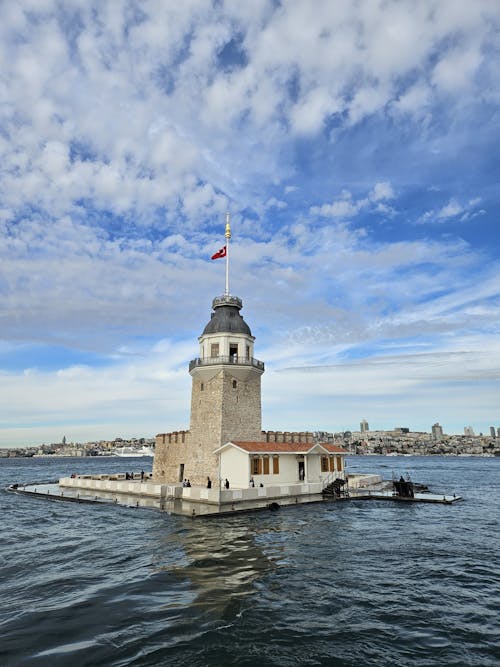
[1,455,499,666]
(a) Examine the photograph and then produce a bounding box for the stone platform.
[58,474,330,506]
[6,472,461,516]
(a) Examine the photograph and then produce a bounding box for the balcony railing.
[189,356,265,372]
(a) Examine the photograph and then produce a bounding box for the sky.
[1,0,499,446]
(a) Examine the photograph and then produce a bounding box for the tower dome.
[202,295,252,336]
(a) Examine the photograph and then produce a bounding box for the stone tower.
[187,294,265,480]
[153,293,265,485]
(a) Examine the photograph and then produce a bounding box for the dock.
[349,489,462,504]
[6,472,462,516]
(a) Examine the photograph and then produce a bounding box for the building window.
[321,456,329,472]
[336,455,343,471]
[230,344,238,361]
[211,343,219,357]
[252,458,262,475]
[263,456,269,474]
[273,455,279,474]
[246,345,250,359]
[329,456,335,472]
[232,380,237,389]
[200,383,204,391]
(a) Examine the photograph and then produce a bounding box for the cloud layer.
[1,1,499,444]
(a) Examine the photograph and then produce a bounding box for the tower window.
[200,383,204,391]
[230,344,238,360]
[211,343,219,357]
[232,380,237,389]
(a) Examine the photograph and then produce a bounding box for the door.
[298,461,305,481]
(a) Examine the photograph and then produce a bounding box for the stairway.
[322,478,349,498]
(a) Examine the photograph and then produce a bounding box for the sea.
[0,455,499,667]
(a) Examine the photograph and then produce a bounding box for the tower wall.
[153,431,191,483]
[187,367,263,485]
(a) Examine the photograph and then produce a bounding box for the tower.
[153,214,265,485]
[431,422,443,441]
[188,294,265,481]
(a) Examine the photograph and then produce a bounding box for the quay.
[349,489,462,504]
[6,470,462,517]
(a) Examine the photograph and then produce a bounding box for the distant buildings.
[464,426,475,437]
[432,422,444,441]
[490,426,496,438]
[360,419,369,433]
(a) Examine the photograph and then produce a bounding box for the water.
[1,455,499,666]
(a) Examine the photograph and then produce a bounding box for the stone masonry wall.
[262,431,314,443]
[219,370,263,445]
[153,431,190,483]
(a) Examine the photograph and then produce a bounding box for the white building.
[214,441,346,489]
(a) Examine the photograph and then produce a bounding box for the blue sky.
[1,0,499,446]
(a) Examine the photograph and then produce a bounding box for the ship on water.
[113,445,154,457]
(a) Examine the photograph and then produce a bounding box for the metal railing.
[189,356,265,372]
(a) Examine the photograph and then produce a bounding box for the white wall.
[219,450,346,489]
[220,446,250,488]
[200,332,254,359]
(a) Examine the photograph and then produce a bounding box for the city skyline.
[1,2,499,446]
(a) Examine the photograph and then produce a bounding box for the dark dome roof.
[202,296,252,336]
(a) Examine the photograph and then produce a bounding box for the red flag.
[211,245,226,260]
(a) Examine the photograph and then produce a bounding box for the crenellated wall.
[153,431,191,483]
[262,431,315,443]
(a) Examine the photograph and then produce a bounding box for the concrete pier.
[58,474,330,506]
[6,470,461,516]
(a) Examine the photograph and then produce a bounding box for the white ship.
[113,445,154,457]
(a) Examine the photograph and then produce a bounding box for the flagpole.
[225,211,231,296]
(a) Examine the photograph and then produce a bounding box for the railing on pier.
[189,356,265,372]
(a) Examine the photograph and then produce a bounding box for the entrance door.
[179,463,184,483]
[298,461,305,481]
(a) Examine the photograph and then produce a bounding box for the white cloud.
[0,1,498,444]
[418,197,483,224]
[432,48,483,93]
[310,182,394,218]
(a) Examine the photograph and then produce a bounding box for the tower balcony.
[189,355,265,372]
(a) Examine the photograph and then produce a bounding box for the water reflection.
[151,517,276,617]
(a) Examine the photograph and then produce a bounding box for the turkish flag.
[211,246,227,260]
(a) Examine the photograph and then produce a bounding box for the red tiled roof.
[230,441,347,454]
[322,444,348,453]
